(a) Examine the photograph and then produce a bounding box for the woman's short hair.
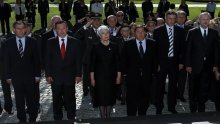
[97,25,110,37]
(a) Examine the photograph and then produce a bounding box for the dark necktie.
[19,6,22,15]
[168,27,174,57]
[61,39,65,59]
[18,39,24,58]
[204,30,207,42]
[139,41,144,59]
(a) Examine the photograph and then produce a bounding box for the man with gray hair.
[175,10,192,102]
[186,12,219,112]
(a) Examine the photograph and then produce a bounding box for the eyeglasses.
[117,14,124,17]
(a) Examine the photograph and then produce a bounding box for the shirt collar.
[16,36,25,41]
[165,23,174,29]
[58,35,68,42]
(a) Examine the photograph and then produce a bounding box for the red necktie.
[61,39,65,59]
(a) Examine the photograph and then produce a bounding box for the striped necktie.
[18,39,24,58]
[168,27,174,57]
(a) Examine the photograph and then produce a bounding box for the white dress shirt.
[58,35,68,49]
[14,4,26,15]
[165,23,174,36]
[206,2,216,12]
[91,2,103,15]
[200,26,208,37]
[136,39,146,53]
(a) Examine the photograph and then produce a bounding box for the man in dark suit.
[74,13,101,100]
[45,20,82,120]
[25,23,42,113]
[153,10,185,114]
[175,10,193,102]
[25,0,37,27]
[38,0,49,29]
[185,12,219,113]
[0,0,11,36]
[122,25,157,116]
[42,16,73,69]
[157,0,170,18]
[142,0,153,23]
[0,36,13,115]
[4,21,41,122]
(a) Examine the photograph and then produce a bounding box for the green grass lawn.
[0,6,219,33]
[4,0,208,4]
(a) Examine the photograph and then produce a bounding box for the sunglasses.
[117,14,124,17]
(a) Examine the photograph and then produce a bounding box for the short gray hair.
[97,25,110,37]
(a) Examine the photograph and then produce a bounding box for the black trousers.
[1,78,12,112]
[189,68,214,113]
[0,17,10,35]
[126,76,151,116]
[13,81,39,122]
[156,59,178,111]
[83,64,89,94]
[177,69,187,99]
[27,15,36,27]
[215,79,220,111]
[15,15,24,21]
[40,14,47,29]
[51,83,76,120]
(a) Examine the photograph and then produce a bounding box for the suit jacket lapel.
[64,37,72,60]
[55,37,63,60]
[163,25,169,44]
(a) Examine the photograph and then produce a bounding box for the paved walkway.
[0,76,216,123]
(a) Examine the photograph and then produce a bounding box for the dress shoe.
[180,97,186,102]
[6,110,14,115]
[168,109,178,114]
[156,109,162,115]
[121,101,126,105]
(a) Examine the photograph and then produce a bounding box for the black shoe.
[0,108,3,116]
[180,97,186,102]
[156,109,162,115]
[83,91,88,96]
[168,109,178,114]
[6,110,14,115]
[121,101,126,105]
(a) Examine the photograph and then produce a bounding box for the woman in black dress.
[90,25,121,118]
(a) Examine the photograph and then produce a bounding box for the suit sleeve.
[121,42,128,75]
[213,30,219,67]
[179,28,185,65]
[75,39,82,77]
[115,45,121,72]
[89,45,96,72]
[32,38,41,77]
[185,30,193,67]
[45,39,52,77]
[3,41,12,79]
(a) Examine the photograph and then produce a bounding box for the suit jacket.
[0,37,6,79]
[38,0,49,15]
[157,1,170,18]
[59,2,71,21]
[42,29,73,68]
[122,38,157,89]
[25,0,36,15]
[142,1,153,18]
[185,27,219,74]
[74,26,100,64]
[28,33,43,68]
[3,37,41,82]
[45,36,82,85]
[153,25,185,67]
[0,3,11,18]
